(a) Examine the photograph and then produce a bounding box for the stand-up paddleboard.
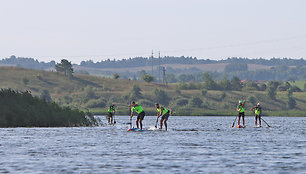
[127,128,150,132]
[127,127,165,132]
[236,125,245,128]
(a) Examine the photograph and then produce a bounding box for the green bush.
[176,98,189,106]
[190,96,203,108]
[0,89,96,127]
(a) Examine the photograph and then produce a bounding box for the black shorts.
[161,111,170,120]
[255,114,261,119]
[238,112,245,117]
[107,112,113,118]
[137,111,145,120]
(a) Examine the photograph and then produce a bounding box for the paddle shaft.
[232,116,237,127]
[261,117,270,127]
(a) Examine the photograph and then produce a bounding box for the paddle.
[155,120,158,128]
[231,116,237,127]
[261,117,270,127]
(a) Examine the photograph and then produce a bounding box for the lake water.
[0,116,305,174]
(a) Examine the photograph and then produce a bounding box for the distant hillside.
[0,55,55,70]
[1,67,305,116]
[1,55,305,81]
[80,56,306,68]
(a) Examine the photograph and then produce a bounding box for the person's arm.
[130,108,134,121]
[236,106,240,112]
[242,100,246,107]
[250,106,255,110]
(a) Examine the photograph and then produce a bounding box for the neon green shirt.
[157,106,168,115]
[131,103,144,114]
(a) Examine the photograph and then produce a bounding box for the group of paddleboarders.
[106,101,170,131]
[236,100,263,128]
[106,100,263,130]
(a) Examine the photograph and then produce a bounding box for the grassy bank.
[1,67,305,117]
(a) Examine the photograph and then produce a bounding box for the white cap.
[257,103,260,106]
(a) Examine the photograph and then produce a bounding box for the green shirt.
[255,106,261,115]
[131,103,144,114]
[108,106,115,113]
[237,104,245,113]
[157,106,168,115]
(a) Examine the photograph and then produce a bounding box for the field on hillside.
[0,67,305,116]
[74,63,271,76]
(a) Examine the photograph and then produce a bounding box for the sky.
[0,0,306,64]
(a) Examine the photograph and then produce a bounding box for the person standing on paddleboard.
[155,103,170,131]
[237,100,246,127]
[251,103,262,127]
[130,101,146,130]
[107,104,115,125]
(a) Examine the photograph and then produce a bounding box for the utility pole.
[151,50,154,76]
[162,66,167,86]
[158,51,161,83]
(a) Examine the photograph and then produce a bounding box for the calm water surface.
[0,116,305,174]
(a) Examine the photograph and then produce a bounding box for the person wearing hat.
[236,100,246,127]
[107,104,116,125]
[155,103,170,131]
[251,103,262,127]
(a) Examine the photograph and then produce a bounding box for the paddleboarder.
[251,103,262,127]
[236,100,246,127]
[130,101,146,130]
[107,104,115,125]
[155,103,170,131]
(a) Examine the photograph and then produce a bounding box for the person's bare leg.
[242,117,245,126]
[255,117,257,126]
[136,119,139,129]
[164,120,167,131]
[238,116,241,126]
[140,120,143,130]
[259,116,261,126]
[111,117,113,125]
[160,119,163,129]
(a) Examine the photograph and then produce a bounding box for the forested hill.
[0,55,55,70]
[80,57,306,68]
[1,55,305,70]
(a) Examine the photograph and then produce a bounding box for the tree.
[142,74,155,83]
[267,86,277,100]
[219,75,231,90]
[287,88,293,98]
[152,88,170,105]
[201,89,207,96]
[85,86,95,100]
[55,59,74,77]
[113,73,120,79]
[129,84,142,100]
[40,89,52,102]
[190,96,203,107]
[230,76,242,91]
[203,72,218,90]
[287,96,296,109]
[247,95,256,105]
[176,98,188,106]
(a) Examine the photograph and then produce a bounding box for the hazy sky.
[1,0,306,63]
